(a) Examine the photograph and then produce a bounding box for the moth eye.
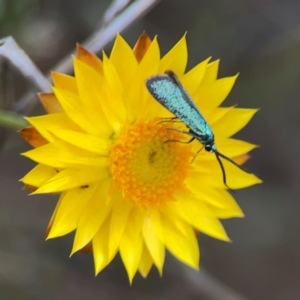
[205,144,213,152]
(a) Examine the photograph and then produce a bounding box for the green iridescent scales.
[146,73,214,145]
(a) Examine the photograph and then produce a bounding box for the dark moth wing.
[146,73,175,110]
[145,70,209,137]
[164,70,201,112]
[146,71,201,114]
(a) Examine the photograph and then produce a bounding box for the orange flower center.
[108,120,192,208]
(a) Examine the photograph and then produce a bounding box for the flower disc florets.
[109,121,191,208]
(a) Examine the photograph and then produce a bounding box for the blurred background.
[0,0,299,299]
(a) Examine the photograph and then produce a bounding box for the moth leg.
[164,137,195,145]
[157,117,181,125]
[163,128,195,144]
[165,128,191,135]
[191,146,204,163]
[161,117,178,120]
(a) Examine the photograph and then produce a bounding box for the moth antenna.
[215,151,250,174]
[215,152,235,193]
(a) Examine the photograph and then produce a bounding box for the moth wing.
[146,72,209,138]
[146,74,175,109]
[146,73,202,114]
[164,70,201,112]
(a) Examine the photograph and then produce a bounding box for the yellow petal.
[130,36,160,121]
[171,193,231,241]
[139,36,160,73]
[187,186,243,212]
[38,93,63,114]
[48,183,99,238]
[49,129,110,155]
[194,75,238,111]
[191,159,262,189]
[51,72,78,94]
[201,59,219,85]
[25,113,81,142]
[212,108,258,138]
[72,178,112,254]
[22,141,103,168]
[161,213,199,270]
[133,32,152,63]
[108,195,132,259]
[53,86,111,137]
[110,34,138,89]
[102,53,127,125]
[73,57,115,136]
[159,34,187,76]
[93,214,116,274]
[21,164,57,187]
[19,126,48,148]
[206,203,244,219]
[181,57,211,95]
[121,234,144,284]
[205,107,234,125]
[142,214,165,275]
[45,194,63,238]
[77,44,103,75]
[149,210,164,243]
[192,214,230,240]
[32,166,108,194]
[138,243,153,278]
[119,209,145,284]
[216,138,257,158]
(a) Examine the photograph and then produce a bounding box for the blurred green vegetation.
[0,0,38,30]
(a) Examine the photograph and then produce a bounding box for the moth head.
[205,143,216,153]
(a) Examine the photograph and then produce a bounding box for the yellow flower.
[20,33,261,283]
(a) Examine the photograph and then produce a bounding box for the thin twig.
[0,37,51,93]
[176,263,248,300]
[14,0,161,114]
[101,0,131,28]
[0,37,50,129]
[53,0,160,73]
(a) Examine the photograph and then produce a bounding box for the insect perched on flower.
[146,70,250,190]
[20,33,261,283]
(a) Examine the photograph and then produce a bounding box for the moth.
[146,70,249,190]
